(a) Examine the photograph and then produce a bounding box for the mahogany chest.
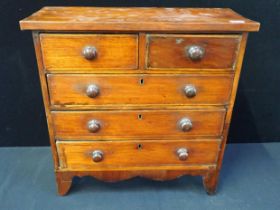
[20,7,259,195]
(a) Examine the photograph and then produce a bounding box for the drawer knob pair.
[88,118,192,133]
[186,45,205,61]
[92,148,188,162]
[86,84,196,99]
[92,150,104,162]
[177,148,189,161]
[82,46,97,60]
[86,84,100,98]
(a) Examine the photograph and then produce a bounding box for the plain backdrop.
[0,0,279,146]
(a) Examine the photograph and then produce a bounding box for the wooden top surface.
[20,7,260,32]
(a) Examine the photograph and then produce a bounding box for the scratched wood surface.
[52,109,226,140]
[20,7,260,32]
[47,74,233,108]
[56,139,220,170]
[40,34,138,71]
[19,7,260,195]
[147,34,241,70]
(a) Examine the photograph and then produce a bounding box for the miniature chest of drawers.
[20,7,259,195]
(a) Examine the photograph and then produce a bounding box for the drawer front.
[56,139,220,170]
[48,74,233,108]
[52,109,225,140]
[40,34,138,71]
[147,34,241,70]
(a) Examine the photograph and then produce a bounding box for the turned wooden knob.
[82,46,97,60]
[92,150,104,162]
[86,84,99,98]
[184,85,197,98]
[177,148,188,161]
[186,45,205,61]
[87,120,101,133]
[179,118,192,132]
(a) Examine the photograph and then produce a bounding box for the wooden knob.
[184,85,197,98]
[186,45,205,61]
[82,46,97,60]
[87,120,100,133]
[179,118,192,132]
[86,84,99,98]
[92,150,103,162]
[177,148,188,161]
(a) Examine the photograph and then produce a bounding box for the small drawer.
[56,139,220,170]
[48,74,233,108]
[52,109,226,140]
[147,34,241,70]
[40,34,138,71]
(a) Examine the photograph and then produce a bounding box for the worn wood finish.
[32,32,59,169]
[52,109,226,140]
[56,140,220,170]
[210,33,250,194]
[20,7,259,195]
[147,34,241,70]
[44,68,240,75]
[202,166,217,195]
[139,33,147,69]
[20,7,260,32]
[40,34,138,71]
[56,167,213,195]
[56,172,73,196]
[48,74,233,107]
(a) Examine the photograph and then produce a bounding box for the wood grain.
[40,34,138,71]
[20,7,260,32]
[203,166,217,195]
[55,167,213,195]
[211,33,249,192]
[20,7,260,195]
[47,74,233,107]
[52,109,226,140]
[32,32,59,169]
[56,139,221,170]
[147,34,241,70]
[56,172,72,196]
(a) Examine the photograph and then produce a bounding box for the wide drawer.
[52,109,226,140]
[56,139,220,170]
[48,74,233,108]
[147,34,241,70]
[40,34,138,71]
